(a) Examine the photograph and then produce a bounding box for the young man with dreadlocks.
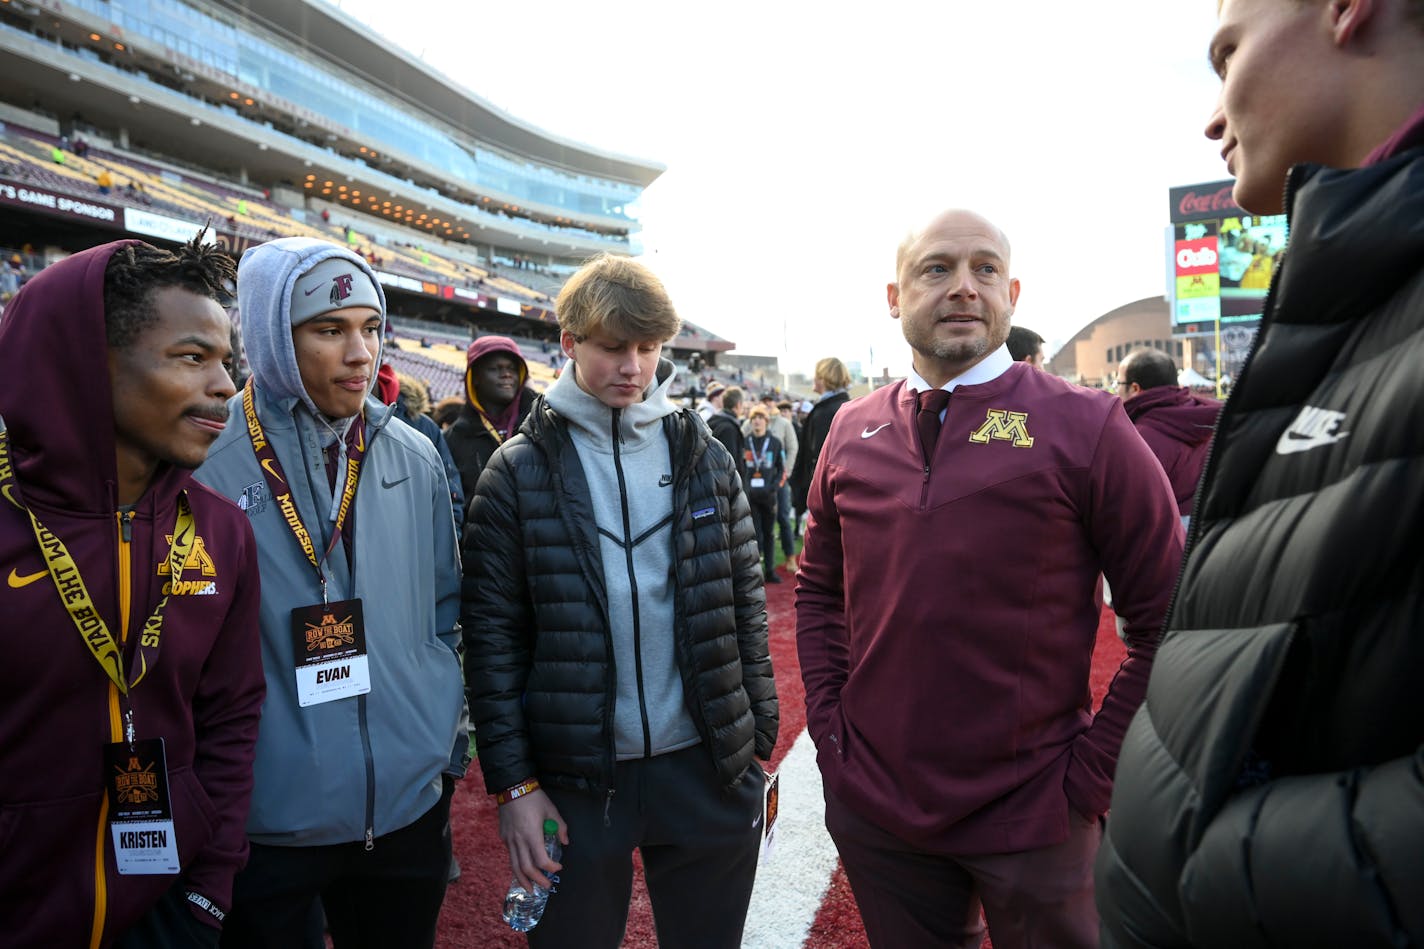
[0,234,265,948]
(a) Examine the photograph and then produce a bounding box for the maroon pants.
[824,786,1102,949]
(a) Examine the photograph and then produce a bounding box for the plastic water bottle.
[502,818,561,932]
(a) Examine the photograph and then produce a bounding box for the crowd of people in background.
[0,2,1420,947]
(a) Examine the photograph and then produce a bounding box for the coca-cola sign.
[1169,180,1243,223]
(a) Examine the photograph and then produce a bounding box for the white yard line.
[742,729,841,949]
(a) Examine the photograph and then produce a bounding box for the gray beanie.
[289,257,383,325]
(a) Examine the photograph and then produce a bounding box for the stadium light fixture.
[115,43,125,51]
[88,32,100,41]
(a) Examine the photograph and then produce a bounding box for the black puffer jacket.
[1096,143,1424,946]
[462,395,778,795]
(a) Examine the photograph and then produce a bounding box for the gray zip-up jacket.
[194,237,466,847]
[197,390,467,846]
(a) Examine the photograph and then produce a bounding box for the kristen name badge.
[104,738,179,875]
[289,598,371,707]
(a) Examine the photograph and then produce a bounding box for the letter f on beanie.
[290,257,383,326]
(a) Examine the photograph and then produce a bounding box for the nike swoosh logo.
[1275,430,1348,455]
[7,567,46,588]
[260,457,286,484]
[752,812,762,829]
[860,423,891,439]
[381,475,410,489]
[303,285,324,296]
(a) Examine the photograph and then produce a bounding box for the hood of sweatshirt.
[237,237,386,423]
[0,240,195,514]
[1123,385,1222,447]
[464,335,529,414]
[544,356,681,451]
[1364,102,1424,165]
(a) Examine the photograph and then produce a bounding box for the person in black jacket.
[706,384,745,467]
[444,335,539,503]
[1096,2,1424,946]
[463,253,777,949]
[789,357,852,529]
[742,405,786,584]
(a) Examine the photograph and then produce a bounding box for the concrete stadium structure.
[0,0,734,356]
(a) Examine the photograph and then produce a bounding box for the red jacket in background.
[795,364,1183,855]
[1123,385,1221,518]
[0,243,265,947]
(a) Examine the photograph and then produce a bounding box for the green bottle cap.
[543,819,559,835]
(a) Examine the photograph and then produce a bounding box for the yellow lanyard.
[242,381,364,592]
[0,428,194,693]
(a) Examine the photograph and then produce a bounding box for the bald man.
[795,209,1183,948]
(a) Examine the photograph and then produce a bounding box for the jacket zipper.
[343,466,378,853]
[546,437,618,802]
[1158,167,1301,638]
[90,511,134,949]
[610,409,653,759]
[358,694,376,850]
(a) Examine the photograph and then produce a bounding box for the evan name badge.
[104,738,179,875]
[289,598,371,707]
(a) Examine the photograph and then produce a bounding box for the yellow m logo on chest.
[968,409,1034,448]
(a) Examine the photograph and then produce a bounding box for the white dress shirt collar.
[906,344,1013,394]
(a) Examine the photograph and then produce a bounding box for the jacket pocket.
[0,790,106,944]
[168,767,218,868]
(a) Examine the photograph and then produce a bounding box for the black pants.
[220,783,453,949]
[532,745,764,949]
[748,496,777,576]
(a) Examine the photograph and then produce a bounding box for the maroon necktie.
[917,388,951,466]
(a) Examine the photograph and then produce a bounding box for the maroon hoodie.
[796,364,1183,854]
[0,243,265,947]
[1123,386,1222,517]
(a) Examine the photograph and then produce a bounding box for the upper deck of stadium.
[0,0,665,262]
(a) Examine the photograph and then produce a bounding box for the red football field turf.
[434,571,1126,948]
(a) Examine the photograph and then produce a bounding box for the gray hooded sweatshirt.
[194,237,467,847]
[544,359,702,760]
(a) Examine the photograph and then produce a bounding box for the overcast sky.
[328,0,1229,377]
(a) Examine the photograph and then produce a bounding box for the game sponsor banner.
[0,178,121,226]
[374,270,425,293]
[124,208,213,245]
